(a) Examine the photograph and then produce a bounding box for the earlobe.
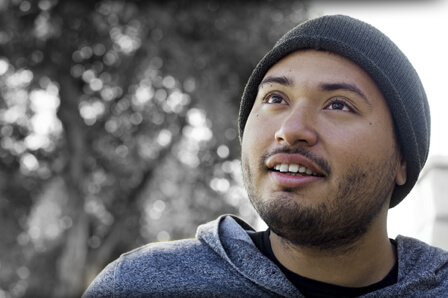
[395,157,407,186]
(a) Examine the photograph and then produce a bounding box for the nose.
[274,106,317,147]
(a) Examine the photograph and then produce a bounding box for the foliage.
[0,0,308,297]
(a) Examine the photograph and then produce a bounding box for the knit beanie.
[239,15,430,208]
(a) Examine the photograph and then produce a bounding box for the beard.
[242,147,397,254]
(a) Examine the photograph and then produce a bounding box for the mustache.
[260,146,331,175]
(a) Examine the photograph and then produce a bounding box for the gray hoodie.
[83,215,448,297]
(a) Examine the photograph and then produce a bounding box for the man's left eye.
[326,99,352,112]
[330,102,345,110]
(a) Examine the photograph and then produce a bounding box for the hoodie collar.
[197,215,300,297]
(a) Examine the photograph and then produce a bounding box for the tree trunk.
[53,74,89,298]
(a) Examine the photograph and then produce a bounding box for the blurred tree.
[0,0,308,297]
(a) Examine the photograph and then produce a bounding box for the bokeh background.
[0,0,447,297]
[0,0,309,297]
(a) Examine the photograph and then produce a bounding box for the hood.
[196,215,300,297]
[391,235,448,295]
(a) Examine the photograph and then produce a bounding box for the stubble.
[242,147,397,254]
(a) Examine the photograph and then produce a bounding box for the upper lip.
[265,153,327,177]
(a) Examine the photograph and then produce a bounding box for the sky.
[309,1,448,245]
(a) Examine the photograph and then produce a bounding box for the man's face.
[241,50,406,250]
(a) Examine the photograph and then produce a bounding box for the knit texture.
[82,215,448,297]
[238,15,430,208]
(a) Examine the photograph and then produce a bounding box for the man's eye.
[263,94,286,104]
[326,99,352,112]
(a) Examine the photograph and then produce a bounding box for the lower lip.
[269,171,322,188]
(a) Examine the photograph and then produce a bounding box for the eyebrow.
[258,76,293,89]
[319,82,370,105]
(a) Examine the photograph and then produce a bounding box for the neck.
[269,212,396,287]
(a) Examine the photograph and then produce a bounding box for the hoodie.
[83,215,448,297]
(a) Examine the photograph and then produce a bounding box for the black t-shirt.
[248,230,398,298]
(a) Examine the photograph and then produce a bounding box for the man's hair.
[238,15,430,208]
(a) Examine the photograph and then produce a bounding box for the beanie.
[238,15,430,208]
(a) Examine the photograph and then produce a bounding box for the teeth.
[286,173,303,176]
[288,164,299,173]
[273,163,319,176]
[279,163,289,172]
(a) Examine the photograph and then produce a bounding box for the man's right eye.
[263,93,287,104]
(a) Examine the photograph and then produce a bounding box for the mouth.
[263,151,328,188]
[269,162,324,177]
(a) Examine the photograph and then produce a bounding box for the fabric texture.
[249,230,399,297]
[238,15,431,208]
[83,215,448,297]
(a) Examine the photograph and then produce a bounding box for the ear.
[395,153,407,186]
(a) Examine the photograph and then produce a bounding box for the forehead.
[264,49,376,87]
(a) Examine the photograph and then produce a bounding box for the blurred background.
[0,0,447,297]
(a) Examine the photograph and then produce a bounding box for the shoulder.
[83,238,222,297]
[394,235,448,294]
[82,215,260,297]
[118,237,217,273]
[396,235,448,270]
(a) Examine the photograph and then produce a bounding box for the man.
[84,15,448,297]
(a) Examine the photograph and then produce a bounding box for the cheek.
[324,121,397,162]
[241,114,258,161]
[241,112,276,174]
[243,111,275,148]
[365,119,398,153]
